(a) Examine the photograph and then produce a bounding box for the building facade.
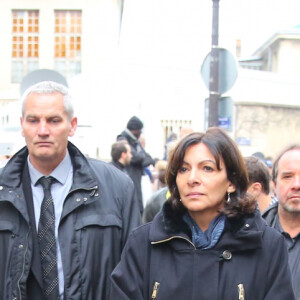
[0,0,122,106]
[0,1,299,161]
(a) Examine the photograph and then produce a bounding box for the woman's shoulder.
[129,222,153,242]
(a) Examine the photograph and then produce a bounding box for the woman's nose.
[187,169,201,185]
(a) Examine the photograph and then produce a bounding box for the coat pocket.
[75,214,122,230]
[0,220,16,234]
[74,214,123,255]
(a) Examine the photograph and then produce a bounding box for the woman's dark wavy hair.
[165,127,255,218]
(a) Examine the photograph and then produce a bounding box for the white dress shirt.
[28,151,73,299]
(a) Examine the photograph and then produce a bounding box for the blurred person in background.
[151,159,168,192]
[110,128,293,300]
[163,132,177,161]
[142,159,168,223]
[244,156,276,213]
[110,140,132,173]
[117,116,154,214]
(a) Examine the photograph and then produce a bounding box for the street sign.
[204,96,233,131]
[218,116,231,129]
[201,48,238,94]
[237,137,251,146]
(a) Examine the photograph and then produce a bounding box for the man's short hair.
[21,81,74,121]
[272,144,300,183]
[244,156,270,194]
[111,141,129,162]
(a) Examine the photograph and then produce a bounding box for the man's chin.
[32,150,54,160]
[283,203,300,213]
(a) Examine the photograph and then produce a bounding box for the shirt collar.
[28,150,72,186]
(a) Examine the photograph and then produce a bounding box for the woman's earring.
[227,193,231,203]
[179,198,182,202]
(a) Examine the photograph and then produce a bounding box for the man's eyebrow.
[280,171,293,176]
[25,114,38,118]
[48,115,62,119]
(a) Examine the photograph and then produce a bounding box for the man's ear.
[20,117,25,137]
[248,182,262,197]
[69,117,77,137]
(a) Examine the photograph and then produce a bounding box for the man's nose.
[292,175,300,189]
[37,122,50,135]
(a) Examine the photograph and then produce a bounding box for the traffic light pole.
[208,0,220,128]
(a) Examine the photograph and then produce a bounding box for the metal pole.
[208,0,220,127]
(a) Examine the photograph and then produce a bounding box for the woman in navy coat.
[110,127,294,300]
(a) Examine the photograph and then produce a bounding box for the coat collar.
[149,200,265,252]
[0,141,99,199]
[118,130,138,145]
[261,202,278,228]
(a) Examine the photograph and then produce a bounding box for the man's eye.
[28,119,37,123]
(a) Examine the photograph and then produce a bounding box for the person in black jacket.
[262,144,300,299]
[117,116,154,214]
[0,81,141,300]
[110,128,294,300]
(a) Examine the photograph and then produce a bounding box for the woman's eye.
[203,165,214,172]
[178,167,188,173]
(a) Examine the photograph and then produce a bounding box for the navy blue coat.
[110,201,294,300]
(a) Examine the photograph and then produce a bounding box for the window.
[12,10,39,83]
[54,10,82,78]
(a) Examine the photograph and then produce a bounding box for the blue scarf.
[183,213,225,249]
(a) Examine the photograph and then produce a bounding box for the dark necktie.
[38,176,59,300]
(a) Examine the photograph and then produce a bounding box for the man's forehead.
[278,149,300,170]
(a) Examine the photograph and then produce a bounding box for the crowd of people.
[0,80,299,300]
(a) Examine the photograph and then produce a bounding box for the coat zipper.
[151,236,196,249]
[151,281,160,299]
[238,283,245,300]
[17,229,30,300]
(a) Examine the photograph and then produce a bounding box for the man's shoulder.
[117,131,128,141]
[262,202,278,226]
[117,131,136,145]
